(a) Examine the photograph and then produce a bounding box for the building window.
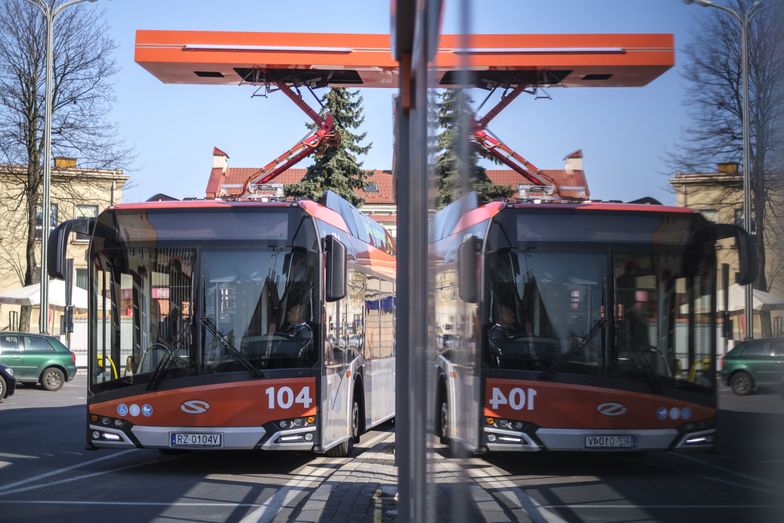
[75,204,98,240]
[34,203,58,239]
[364,183,378,192]
[76,268,88,290]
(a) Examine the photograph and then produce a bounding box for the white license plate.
[170,432,223,448]
[584,435,636,449]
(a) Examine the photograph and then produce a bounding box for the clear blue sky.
[98,1,711,204]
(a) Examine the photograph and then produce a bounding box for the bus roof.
[135,31,674,89]
[435,199,696,241]
[109,194,395,255]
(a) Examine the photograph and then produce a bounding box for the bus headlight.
[277,416,317,430]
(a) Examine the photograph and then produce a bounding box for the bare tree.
[673,0,784,335]
[0,0,128,331]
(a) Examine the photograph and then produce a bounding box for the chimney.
[206,147,230,199]
[54,157,77,169]
[563,149,583,173]
[212,147,229,171]
[716,162,739,175]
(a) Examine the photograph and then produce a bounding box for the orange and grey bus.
[432,194,754,453]
[49,191,395,456]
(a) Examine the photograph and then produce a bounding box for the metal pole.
[26,0,96,334]
[740,13,754,339]
[39,5,53,334]
[685,0,784,338]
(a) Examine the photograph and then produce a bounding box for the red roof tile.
[211,162,586,201]
[213,146,229,158]
[215,167,397,203]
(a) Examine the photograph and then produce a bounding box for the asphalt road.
[0,373,782,522]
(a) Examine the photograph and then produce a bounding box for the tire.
[325,397,359,457]
[730,371,754,396]
[41,367,65,391]
[439,394,449,446]
[0,375,6,401]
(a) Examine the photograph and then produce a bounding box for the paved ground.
[0,373,782,522]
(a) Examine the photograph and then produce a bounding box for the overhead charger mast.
[134,31,675,200]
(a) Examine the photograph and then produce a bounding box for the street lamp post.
[23,0,96,334]
[684,0,781,340]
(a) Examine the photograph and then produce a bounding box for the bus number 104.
[489,387,537,411]
[266,386,313,410]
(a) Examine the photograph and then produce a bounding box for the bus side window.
[325,301,344,365]
[365,276,381,359]
[381,279,396,358]
[347,270,366,358]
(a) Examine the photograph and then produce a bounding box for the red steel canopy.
[135,31,674,89]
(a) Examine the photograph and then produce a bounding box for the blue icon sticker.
[129,404,141,417]
[681,407,692,420]
[669,407,681,420]
[142,404,153,417]
[656,407,668,421]
[117,404,128,417]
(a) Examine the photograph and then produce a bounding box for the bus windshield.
[485,219,716,396]
[89,209,319,391]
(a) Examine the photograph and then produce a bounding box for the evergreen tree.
[435,89,512,208]
[286,88,372,206]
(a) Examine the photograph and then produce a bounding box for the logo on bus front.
[180,400,210,414]
[596,402,627,417]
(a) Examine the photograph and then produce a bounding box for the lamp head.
[683,0,715,6]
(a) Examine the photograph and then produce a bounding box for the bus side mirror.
[712,224,757,286]
[47,218,95,280]
[458,236,480,303]
[325,235,347,302]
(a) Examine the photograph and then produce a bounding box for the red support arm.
[242,114,336,192]
[476,85,527,128]
[473,125,554,187]
[274,82,326,128]
[232,82,337,195]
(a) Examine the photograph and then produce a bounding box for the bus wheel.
[439,396,449,445]
[351,397,361,444]
[326,397,359,457]
[730,371,754,396]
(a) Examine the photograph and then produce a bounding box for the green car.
[0,333,77,391]
[720,337,784,395]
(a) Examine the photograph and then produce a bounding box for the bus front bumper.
[89,423,318,451]
[483,426,715,452]
[89,424,268,450]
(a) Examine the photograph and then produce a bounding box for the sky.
[95,0,713,204]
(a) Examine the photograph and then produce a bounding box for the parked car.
[0,333,77,391]
[0,363,15,401]
[720,337,784,395]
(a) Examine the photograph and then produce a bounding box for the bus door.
[321,292,352,450]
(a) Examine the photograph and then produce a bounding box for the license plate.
[584,435,636,449]
[170,432,223,448]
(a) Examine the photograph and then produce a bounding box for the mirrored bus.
[432,194,754,453]
[49,191,395,456]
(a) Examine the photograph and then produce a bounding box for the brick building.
[206,147,587,239]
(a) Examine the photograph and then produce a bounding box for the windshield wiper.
[539,318,607,380]
[198,317,262,378]
[146,342,175,391]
